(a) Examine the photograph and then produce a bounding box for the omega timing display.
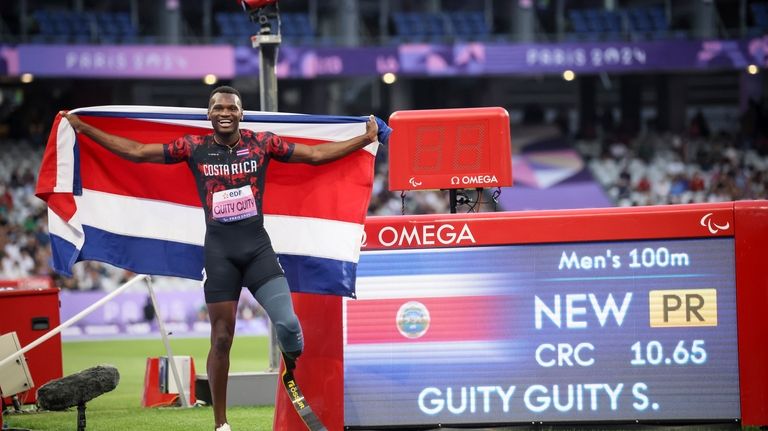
[344,237,739,427]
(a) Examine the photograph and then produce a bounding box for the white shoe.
[215,424,231,431]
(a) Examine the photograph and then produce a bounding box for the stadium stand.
[447,11,492,42]
[567,5,685,41]
[30,10,147,45]
[749,2,768,36]
[626,5,671,40]
[0,142,51,280]
[391,10,491,44]
[565,4,690,41]
[586,133,768,207]
[567,8,623,41]
[214,11,251,46]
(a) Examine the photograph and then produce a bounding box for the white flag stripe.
[265,214,363,262]
[72,105,221,115]
[48,208,84,249]
[344,341,509,365]
[76,189,206,245]
[75,189,362,262]
[354,273,508,299]
[54,117,76,193]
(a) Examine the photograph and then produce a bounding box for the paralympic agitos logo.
[699,212,730,234]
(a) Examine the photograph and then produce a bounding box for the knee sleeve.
[274,315,304,354]
[252,277,304,354]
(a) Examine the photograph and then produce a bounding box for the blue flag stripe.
[278,254,357,298]
[51,226,356,297]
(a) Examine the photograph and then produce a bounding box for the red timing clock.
[387,107,513,191]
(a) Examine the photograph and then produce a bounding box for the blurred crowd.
[0,143,50,279]
[583,102,768,206]
[2,103,767,290]
[586,132,768,206]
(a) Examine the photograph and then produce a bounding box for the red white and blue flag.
[35,106,379,297]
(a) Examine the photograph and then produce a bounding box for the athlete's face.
[208,92,243,135]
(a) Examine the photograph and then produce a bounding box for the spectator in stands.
[688,110,711,139]
[689,173,706,192]
[635,175,651,193]
[0,182,12,218]
[616,170,632,201]
[554,108,570,137]
[600,107,615,136]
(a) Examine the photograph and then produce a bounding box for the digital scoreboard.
[272,202,768,430]
[345,238,738,426]
[337,202,768,429]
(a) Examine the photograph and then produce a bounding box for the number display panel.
[344,238,739,427]
[388,107,512,191]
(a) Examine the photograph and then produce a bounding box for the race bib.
[211,185,258,223]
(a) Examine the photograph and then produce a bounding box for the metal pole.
[0,275,149,370]
[20,0,28,43]
[379,0,388,44]
[252,8,282,371]
[203,0,212,42]
[261,40,280,369]
[556,0,565,41]
[739,0,746,38]
[145,277,190,407]
[259,43,279,112]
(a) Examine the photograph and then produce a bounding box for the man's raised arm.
[288,115,379,165]
[61,111,166,163]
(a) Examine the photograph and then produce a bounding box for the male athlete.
[61,86,379,431]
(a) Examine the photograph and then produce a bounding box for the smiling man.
[62,85,378,431]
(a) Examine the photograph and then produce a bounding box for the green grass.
[3,336,276,431]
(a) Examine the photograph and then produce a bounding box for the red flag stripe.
[346,296,515,344]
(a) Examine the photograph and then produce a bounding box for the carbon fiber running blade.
[281,368,328,431]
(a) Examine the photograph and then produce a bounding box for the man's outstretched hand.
[59,111,84,132]
[364,115,378,144]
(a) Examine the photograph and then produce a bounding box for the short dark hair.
[209,85,241,103]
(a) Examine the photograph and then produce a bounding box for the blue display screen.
[344,238,740,427]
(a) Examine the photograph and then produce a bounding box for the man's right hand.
[60,111,84,132]
[56,110,165,163]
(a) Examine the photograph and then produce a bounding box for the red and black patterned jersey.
[163,129,294,224]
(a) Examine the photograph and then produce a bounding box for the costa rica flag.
[35,106,381,297]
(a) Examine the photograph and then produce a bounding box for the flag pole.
[0,274,150,370]
[144,276,190,407]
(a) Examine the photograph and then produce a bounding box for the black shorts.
[202,217,284,303]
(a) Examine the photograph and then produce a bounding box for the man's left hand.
[365,115,378,144]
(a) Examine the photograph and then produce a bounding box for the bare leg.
[207,301,237,429]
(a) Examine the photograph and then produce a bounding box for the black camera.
[240,0,279,36]
[240,0,277,12]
